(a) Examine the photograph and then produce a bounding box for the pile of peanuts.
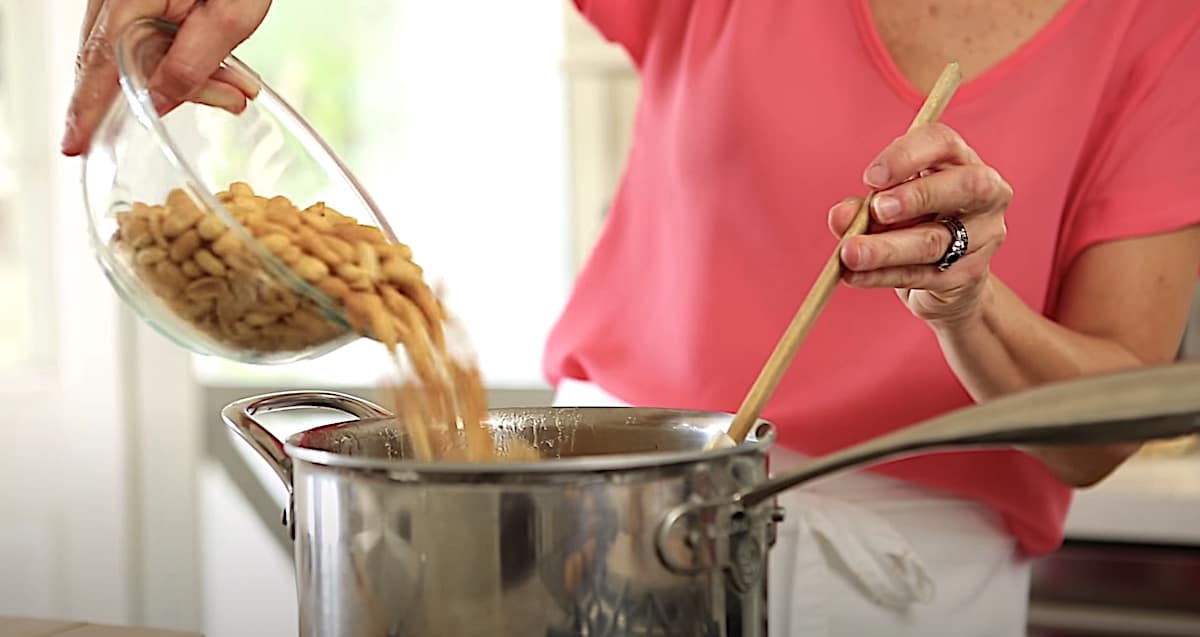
[113,182,533,462]
[113,182,444,361]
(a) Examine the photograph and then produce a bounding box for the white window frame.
[0,0,57,392]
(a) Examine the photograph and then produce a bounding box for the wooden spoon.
[722,62,964,444]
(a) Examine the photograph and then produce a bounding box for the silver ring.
[936,217,969,271]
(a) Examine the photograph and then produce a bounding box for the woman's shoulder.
[1101,0,1200,61]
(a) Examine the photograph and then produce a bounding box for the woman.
[544,3,1200,634]
[64,1,1200,634]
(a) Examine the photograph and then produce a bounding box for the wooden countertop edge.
[0,617,203,637]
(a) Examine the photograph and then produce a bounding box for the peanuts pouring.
[115,181,533,462]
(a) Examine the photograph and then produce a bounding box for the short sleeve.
[1055,19,1200,277]
[573,0,663,66]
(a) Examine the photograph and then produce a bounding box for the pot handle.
[220,390,393,492]
[735,360,1200,508]
[657,361,1200,575]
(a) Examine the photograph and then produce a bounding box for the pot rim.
[282,407,777,476]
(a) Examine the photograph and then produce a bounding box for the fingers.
[193,78,249,113]
[63,23,120,156]
[841,221,954,272]
[842,212,1005,272]
[63,0,165,156]
[79,0,107,49]
[145,1,267,113]
[62,0,269,157]
[212,64,262,100]
[869,164,1012,225]
[862,122,982,190]
[830,123,1009,317]
[828,198,864,237]
[828,197,932,238]
[843,251,990,291]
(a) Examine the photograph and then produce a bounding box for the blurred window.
[194,0,570,388]
[0,1,53,376]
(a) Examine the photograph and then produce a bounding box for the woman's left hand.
[828,123,1012,326]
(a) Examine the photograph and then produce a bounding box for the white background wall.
[0,1,578,634]
[0,0,132,624]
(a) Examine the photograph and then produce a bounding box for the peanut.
[265,287,300,311]
[300,210,335,233]
[230,277,260,307]
[382,257,421,287]
[315,276,352,302]
[259,234,291,254]
[243,312,277,327]
[135,247,168,267]
[296,227,343,266]
[147,207,168,248]
[288,308,331,334]
[179,299,213,320]
[163,199,202,238]
[154,260,188,294]
[323,235,357,262]
[193,249,227,277]
[169,229,202,262]
[293,256,329,282]
[278,245,305,265]
[356,242,381,282]
[332,223,387,246]
[118,213,153,248]
[197,214,227,241]
[181,260,203,279]
[247,221,296,241]
[266,197,302,228]
[335,263,372,290]
[211,230,242,257]
[385,242,414,261]
[185,277,231,302]
[215,295,242,328]
[224,252,259,274]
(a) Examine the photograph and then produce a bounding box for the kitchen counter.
[0,617,201,637]
[1065,454,1200,545]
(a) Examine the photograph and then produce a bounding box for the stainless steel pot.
[225,394,778,636]
[222,362,1200,637]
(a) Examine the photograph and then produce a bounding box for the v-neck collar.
[850,0,1088,108]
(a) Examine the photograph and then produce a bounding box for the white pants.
[553,378,1033,637]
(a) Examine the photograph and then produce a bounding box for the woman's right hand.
[62,0,272,157]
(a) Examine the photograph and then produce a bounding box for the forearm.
[932,274,1146,401]
[931,274,1148,486]
[832,105,1200,487]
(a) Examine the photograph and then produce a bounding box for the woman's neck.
[866,0,1073,92]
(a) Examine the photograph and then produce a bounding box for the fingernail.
[873,195,901,221]
[60,125,76,153]
[841,242,860,267]
[149,89,171,114]
[864,162,889,188]
[197,87,244,113]
[829,197,857,217]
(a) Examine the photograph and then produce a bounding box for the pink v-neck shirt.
[544,0,1200,555]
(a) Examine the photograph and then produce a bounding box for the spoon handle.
[724,62,964,443]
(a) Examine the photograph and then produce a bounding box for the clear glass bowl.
[83,18,399,364]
